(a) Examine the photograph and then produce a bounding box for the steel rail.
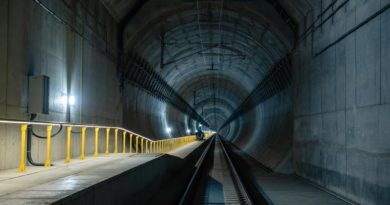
[218,135,253,205]
[179,135,253,205]
[178,135,215,205]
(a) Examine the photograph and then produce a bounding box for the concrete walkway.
[229,145,353,205]
[0,141,204,205]
[252,170,351,205]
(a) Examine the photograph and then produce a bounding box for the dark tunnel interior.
[121,0,295,172]
[0,0,389,204]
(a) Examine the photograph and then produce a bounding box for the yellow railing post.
[129,134,133,153]
[141,138,144,153]
[18,124,28,172]
[81,127,86,160]
[65,126,72,163]
[94,128,100,157]
[145,140,148,153]
[105,128,110,155]
[162,140,165,153]
[44,125,53,167]
[135,136,139,153]
[122,131,126,153]
[114,128,118,153]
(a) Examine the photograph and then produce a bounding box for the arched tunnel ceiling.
[101,0,305,130]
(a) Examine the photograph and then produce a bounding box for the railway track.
[179,135,254,205]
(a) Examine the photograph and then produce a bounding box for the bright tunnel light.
[166,127,172,133]
[68,96,75,106]
[58,95,76,106]
[186,129,191,134]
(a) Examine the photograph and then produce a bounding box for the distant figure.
[196,129,205,140]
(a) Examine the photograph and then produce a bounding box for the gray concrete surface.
[293,1,390,205]
[0,140,205,205]
[228,144,352,205]
[0,0,389,205]
[0,0,122,170]
[0,0,189,172]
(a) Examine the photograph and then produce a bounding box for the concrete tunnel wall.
[292,1,390,204]
[222,87,293,174]
[122,83,197,139]
[0,0,124,170]
[0,0,196,171]
[0,0,389,205]
[219,1,390,204]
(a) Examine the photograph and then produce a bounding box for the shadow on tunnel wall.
[122,83,196,140]
[220,87,293,174]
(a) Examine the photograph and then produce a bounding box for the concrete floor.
[0,141,204,205]
[229,145,353,205]
[253,172,352,205]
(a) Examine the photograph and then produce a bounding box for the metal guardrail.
[0,118,212,173]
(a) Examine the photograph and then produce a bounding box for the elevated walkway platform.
[0,141,205,205]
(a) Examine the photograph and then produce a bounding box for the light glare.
[59,95,76,106]
[68,96,75,106]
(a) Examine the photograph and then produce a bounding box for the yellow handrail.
[114,128,118,153]
[94,128,100,157]
[18,124,27,173]
[141,138,144,153]
[65,126,72,163]
[135,136,139,153]
[122,131,126,153]
[44,125,53,167]
[0,118,214,172]
[129,134,133,153]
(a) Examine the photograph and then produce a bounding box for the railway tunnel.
[0,0,389,205]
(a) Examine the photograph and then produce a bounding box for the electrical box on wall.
[28,75,50,115]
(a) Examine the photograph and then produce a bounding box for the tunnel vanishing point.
[0,0,389,205]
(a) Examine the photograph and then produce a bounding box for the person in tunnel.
[195,128,205,140]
